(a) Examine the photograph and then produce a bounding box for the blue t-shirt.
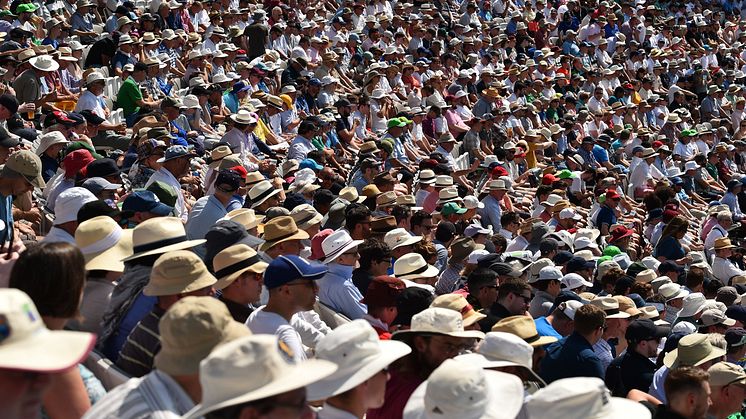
[535,316,563,341]
[653,235,685,261]
[592,145,610,164]
[0,194,12,246]
[596,205,617,228]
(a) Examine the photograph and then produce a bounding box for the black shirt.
[605,348,657,397]
[352,268,373,296]
[219,295,253,323]
[244,23,268,60]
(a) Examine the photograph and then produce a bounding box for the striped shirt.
[115,306,166,378]
[82,370,194,419]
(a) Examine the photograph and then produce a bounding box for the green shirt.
[116,76,142,117]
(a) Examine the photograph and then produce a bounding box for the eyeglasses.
[512,292,532,303]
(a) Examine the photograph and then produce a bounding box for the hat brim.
[84,229,133,272]
[402,368,523,419]
[121,238,206,262]
[323,239,364,264]
[392,327,485,340]
[213,260,269,290]
[183,359,338,419]
[156,152,197,163]
[259,229,310,252]
[390,235,423,250]
[307,340,412,401]
[663,345,726,369]
[142,270,217,297]
[0,328,95,373]
[250,188,282,209]
[395,263,440,281]
[455,352,546,386]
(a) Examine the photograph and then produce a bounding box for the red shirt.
[367,369,423,419]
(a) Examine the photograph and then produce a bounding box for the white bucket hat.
[403,358,523,419]
[456,331,545,385]
[659,282,689,302]
[526,377,652,419]
[677,292,707,318]
[393,253,439,281]
[35,131,69,156]
[307,320,411,401]
[392,307,485,340]
[181,94,201,109]
[321,229,363,264]
[0,289,95,373]
[183,335,337,419]
[53,187,97,225]
[384,228,422,250]
[75,216,133,272]
[30,54,60,72]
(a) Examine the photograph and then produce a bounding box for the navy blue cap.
[671,176,684,186]
[726,306,746,324]
[553,250,574,265]
[647,208,663,222]
[658,260,684,274]
[123,190,173,216]
[308,78,322,86]
[566,256,595,273]
[264,255,328,289]
[232,81,251,93]
[725,327,746,347]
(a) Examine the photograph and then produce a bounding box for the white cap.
[455,331,545,384]
[537,266,563,281]
[561,273,593,290]
[557,300,584,320]
[467,249,490,264]
[463,195,484,209]
[559,208,582,220]
[53,187,97,225]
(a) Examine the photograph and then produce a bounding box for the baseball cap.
[76,200,125,223]
[725,328,746,348]
[2,149,45,188]
[54,187,97,225]
[708,362,746,387]
[263,255,328,289]
[625,318,670,342]
[361,275,406,307]
[441,202,467,216]
[0,288,95,372]
[717,286,742,307]
[123,190,173,216]
[556,300,584,320]
[726,306,746,324]
[699,309,737,328]
[81,177,121,196]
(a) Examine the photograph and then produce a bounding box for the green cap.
[64,141,104,159]
[380,139,394,153]
[596,255,612,265]
[441,202,467,216]
[398,116,413,124]
[603,245,622,257]
[681,129,698,137]
[147,181,178,208]
[387,118,407,129]
[15,3,37,13]
[557,169,578,179]
[0,10,16,17]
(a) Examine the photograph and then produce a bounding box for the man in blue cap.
[246,255,327,362]
[122,190,174,225]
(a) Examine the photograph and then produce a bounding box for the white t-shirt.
[246,307,307,362]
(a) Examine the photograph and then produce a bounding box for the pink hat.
[310,229,334,261]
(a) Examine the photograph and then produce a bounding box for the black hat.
[76,200,126,223]
[0,94,18,114]
[86,158,121,178]
[334,98,352,108]
[552,250,574,265]
[115,5,129,14]
[215,169,242,192]
[79,109,105,125]
[0,130,19,148]
[725,327,746,347]
[393,287,434,327]
[204,220,263,271]
[625,319,670,342]
[726,306,746,325]
[658,260,684,274]
[65,112,86,126]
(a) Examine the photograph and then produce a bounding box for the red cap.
[361,275,406,306]
[623,83,634,89]
[65,149,95,178]
[491,165,509,178]
[228,165,248,179]
[652,140,663,148]
[609,225,633,243]
[542,173,559,185]
[310,229,334,261]
[606,189,621,200]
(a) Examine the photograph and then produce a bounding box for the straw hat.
[30,55,59,72]
[376,190,398,207]
[221,208,262,231]
[659,282,689,301]
[84,71,106,87]
[492,315,558,347]
[384,228,422,250]
[430,294,486,327]
[339,186,366,203]
[307,320,411,401]
[663,333,727,368]
[456,331,545,385]
[143,250,217,296]
[212,244,268,290]
[260,216,309,251]
[183,335,337,419]
[589,296,631,319]
[321,230,363,264]
[434,175,454,187]
[392,307,485,340]
[526,377,652,419]
[639,306,669,326]
[122,216,205,262]
[635,269,657,284]
[0,289,95,373]
[207,145,234,169]
[248,180,281,208]
[393,253,439,281]
[75,216,133,272]
[403,359,523,419]
[290,204,323,230]
[614,295,642,317]
[714,237,737,250]
[153,296,251,375]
